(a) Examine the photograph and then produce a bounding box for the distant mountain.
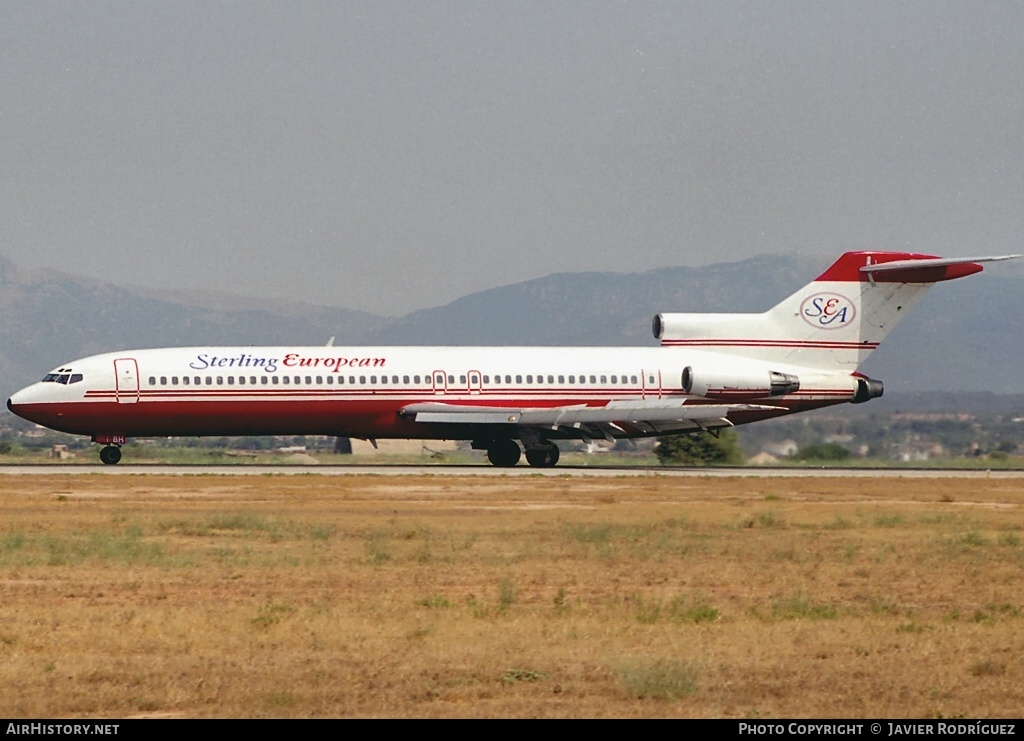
[0,255,385,393]
[2,253,1023,398]
[375,256,812,346]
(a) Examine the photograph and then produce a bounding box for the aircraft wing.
[398,400,783,434]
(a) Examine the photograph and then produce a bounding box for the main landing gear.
[525,444,559,468]
[99,445,122,465]
[482,440,560,468]
[485,439,521,467]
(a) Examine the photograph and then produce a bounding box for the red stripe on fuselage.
[660,339,879,349]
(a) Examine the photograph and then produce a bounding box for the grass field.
[0,473,1022,718]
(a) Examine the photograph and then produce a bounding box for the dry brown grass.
[0,473,1022,718]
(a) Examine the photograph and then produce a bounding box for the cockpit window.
[42,371,83,385]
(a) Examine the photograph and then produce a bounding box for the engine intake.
[682,366,800,400]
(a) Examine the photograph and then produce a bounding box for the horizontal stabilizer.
[858,254,1022,283]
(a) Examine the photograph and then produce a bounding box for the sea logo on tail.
[800,292,856,329]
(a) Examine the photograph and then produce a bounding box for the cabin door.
[114,358,140,404]
[641,369,662,400]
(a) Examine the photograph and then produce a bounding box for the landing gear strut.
[486,439,521,467]
[525,444,560,468]
[99,445,122,465]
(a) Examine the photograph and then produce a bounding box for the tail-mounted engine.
[852,376,884,404]
[682,366,800,400]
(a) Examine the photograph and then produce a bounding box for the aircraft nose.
[7,388,30,415]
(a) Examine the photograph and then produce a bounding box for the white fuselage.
[7,345,858,441]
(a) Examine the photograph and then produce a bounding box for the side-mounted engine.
[681,366,800,400]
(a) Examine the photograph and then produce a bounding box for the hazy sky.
[3,1,1022,315]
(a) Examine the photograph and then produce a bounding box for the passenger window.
[251,377,257,385]
[237,376,245,385]
[326,376,333,385]
[282,376,290,385]
[261,376,269,385]
[631,375,638,384]
[349,376,356,384]
[205,377,213,386]
[447,375,455,384]
[294,376,300,384]
[558,375,564,384]
[403,375,410,384]
[149,376,156,385]
[568,375,575,384]
[217,377,224,385]
[370,376,377,384]
[160,377,167,385]
[305,376,312,385]
[414,375,421,384]
[182,377,190,386]
[227,376,235,385]
[359,376,366,384]
[515,375,522,384]
[526,375,533,384]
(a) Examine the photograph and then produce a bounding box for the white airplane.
[6,251,1018,466]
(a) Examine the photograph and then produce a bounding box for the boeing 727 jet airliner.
[7,251,1018,466]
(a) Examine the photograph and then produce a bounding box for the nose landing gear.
[92,435,126,465]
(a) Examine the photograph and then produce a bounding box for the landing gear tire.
[486,440,521,467]
[525,444,560,468]
[99,446,122,465]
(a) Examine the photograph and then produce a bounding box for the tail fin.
[654,251,1019,371]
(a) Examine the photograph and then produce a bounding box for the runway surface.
[2,464,1023,478]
